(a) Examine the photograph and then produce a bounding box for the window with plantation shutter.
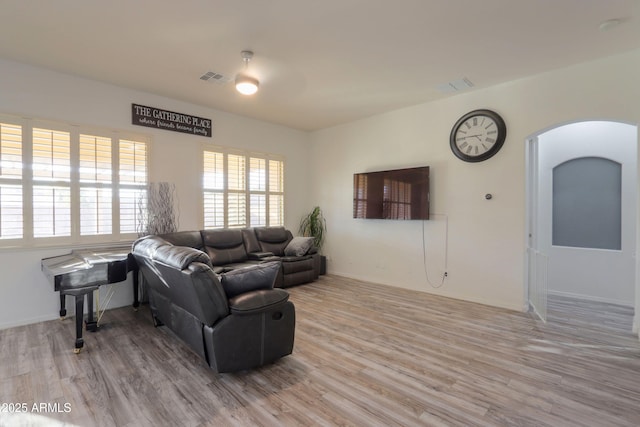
[203,150,225,229]
[227,154,246,227]
[249,157,266,226]
[203,147,284,229]
[0,113,149,247]
[268,159,284,226]
[119,139,148,234]
[79,134,112,235]
[0,122,23,239]
[32,128,71,238]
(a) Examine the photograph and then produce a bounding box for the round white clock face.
[454,115,498,157]
[450,109,506,162]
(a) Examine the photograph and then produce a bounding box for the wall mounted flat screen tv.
[353,166,429,220]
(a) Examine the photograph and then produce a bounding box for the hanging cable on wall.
[422,213,449,288]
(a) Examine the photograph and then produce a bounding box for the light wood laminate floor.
[1,275,640,426]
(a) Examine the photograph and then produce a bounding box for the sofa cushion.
[219,261,281,298]
[242,228,262,253]
[254,226,292,256]
[284,236,314,257]
[255,226,289,242]
[201,229,248,265]
[159,231,205,251]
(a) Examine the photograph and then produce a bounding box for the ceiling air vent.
[436,78,474,93]
[199,71,232,85]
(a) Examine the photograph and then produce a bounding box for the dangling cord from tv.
[422,214,448,288]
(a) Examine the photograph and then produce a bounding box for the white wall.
[537,122,636,305]
[310,49,640,311]
[0,59,311,329]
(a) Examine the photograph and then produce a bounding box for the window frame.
[202,145,285,229]
[0,113,151,248]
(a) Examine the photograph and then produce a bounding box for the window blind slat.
[269,194,284,227]
[0,123,22,179]
[120,187,146,234]
[203,192,224,228]
[227,192,246,228]
[250,194,266,226]
[269,160,283,193]
[203,151,224,190]
[119,139,148,185]
[119,139,148,234]
[78,134,114,236]
[0,184,23,239]
[32,128,71,181]
[79,134,112,183]
[33,186,71,237]
[0,122,24,239]
[249,157,266,191]
[228,154,245,191]
[80,187,113,235]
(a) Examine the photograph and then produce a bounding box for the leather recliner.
[251,227,319,287]
[131,235,295,373]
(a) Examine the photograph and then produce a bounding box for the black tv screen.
[353,166,430,220]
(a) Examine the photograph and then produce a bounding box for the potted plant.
[299,206,327,274]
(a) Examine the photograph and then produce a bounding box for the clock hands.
[460,133,483,141]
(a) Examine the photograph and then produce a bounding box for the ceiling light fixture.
[235,50,259,95]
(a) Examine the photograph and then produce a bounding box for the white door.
[526,137,548,321]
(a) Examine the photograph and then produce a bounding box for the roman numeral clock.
[450,109,506,162]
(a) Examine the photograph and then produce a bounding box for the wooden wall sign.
[132,103,212,137]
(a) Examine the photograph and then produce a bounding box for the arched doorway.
[525,121,637,330]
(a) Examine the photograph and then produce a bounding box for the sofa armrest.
[228,289,290,315]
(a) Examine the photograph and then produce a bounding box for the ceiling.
[1,0,639,131]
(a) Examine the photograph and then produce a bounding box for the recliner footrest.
[281,256,314,274]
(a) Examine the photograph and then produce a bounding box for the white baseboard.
[0,297,133,331]
[548,290,634,307]
[327,270,524,312]
[0,313,59,330]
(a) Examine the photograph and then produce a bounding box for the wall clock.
[450,109,506,162]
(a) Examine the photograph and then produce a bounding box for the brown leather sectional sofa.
[158,226,320,287]
[130,226,316,373]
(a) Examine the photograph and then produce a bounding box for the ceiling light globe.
[235,76,259,95]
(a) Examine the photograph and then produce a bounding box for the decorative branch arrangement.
[137,182,179,236]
